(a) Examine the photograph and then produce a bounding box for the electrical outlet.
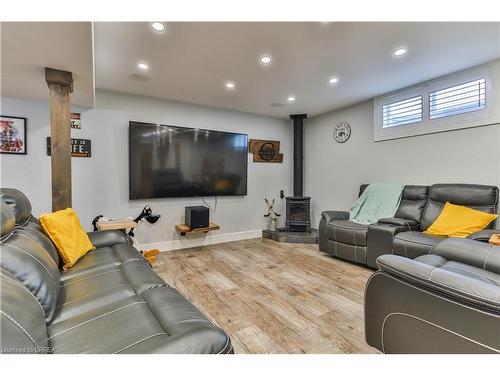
[280,190,284,199]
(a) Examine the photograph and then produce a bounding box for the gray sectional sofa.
[319,183,499,268]
[0,188,233,354]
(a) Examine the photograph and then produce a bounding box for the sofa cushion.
[53,262,164,323]
[60,243,145,282]
[393,231,446,259]
[430,238,500,274]
[394,185,429,223]
[420,184,499,231]
[1,231,61,323]
[424,202,497,238]
[377,253,500,312]
[327,220,368,246]
[39,208,95,270]
[47,286,231,354]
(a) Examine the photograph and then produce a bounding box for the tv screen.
[129,122,248,199]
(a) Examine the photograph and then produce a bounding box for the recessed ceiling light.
[393,48,408,57]
[328,76,339,85]
[137,62,149,71]
[151,22,166,32]
[287,95,296,102]
[260,55,272,65]
[225,81,235,90]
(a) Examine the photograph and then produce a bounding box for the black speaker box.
[185,206,209,229]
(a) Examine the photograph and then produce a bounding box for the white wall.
[1,90,292,250]
[305,62,500,228]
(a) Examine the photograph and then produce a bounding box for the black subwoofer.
[185,206,209,229]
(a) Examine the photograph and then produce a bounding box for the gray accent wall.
[1,90,292,248]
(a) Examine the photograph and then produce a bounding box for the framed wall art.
[0,115,27,154]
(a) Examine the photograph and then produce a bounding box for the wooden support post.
[45,68,73,211]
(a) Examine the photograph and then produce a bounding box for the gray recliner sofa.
[319,183,499,268]
[0,188,233,354]
[365,238,500,353]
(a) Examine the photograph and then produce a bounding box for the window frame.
[374,66,492,142]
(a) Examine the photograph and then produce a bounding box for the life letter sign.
[46,137,91,157]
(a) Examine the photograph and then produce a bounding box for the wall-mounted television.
[129,121,248,199]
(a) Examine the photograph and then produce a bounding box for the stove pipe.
[290,113,307,197]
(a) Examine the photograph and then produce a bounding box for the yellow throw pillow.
[39,208,95,270]
[424,202,497,238]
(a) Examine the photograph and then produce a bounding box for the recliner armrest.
[366,223,413,269]
[466,229,500,242]
[87,230,132,248]
[321,210,349,223]
[377,217,418,230]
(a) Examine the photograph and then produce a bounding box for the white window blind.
[382,95,423,128]
[429,78,486,120]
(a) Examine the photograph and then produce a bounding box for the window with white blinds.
[382,96,422,128]
[374,66,491,142]
[429,79,486,119]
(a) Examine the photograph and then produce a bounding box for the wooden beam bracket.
[45,67,74,93]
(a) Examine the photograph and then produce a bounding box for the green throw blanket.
[349,182,404,225]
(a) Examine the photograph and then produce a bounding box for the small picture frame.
[0,115,27,154]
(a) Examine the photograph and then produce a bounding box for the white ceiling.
[2,23,499,118]
[94,22,500,118]
[1,22,94,108]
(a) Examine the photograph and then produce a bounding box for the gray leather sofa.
[319,183,499,268]
[0,188,233,354]
[365,238,500,353]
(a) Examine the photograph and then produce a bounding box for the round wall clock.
[334,122,351,143]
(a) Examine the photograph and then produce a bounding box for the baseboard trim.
[138,229,262,252]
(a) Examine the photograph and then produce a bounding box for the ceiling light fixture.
[137,62,149,71]
[151,22,166,32]
[287,95,296,102]
[260,55,272,65]
[225,81,235,90]
[393,47,408,57]
[328,76,339,85]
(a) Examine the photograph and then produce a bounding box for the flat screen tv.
[129,121,248,199]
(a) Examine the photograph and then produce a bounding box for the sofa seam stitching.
[113,332,167,353]
[55,284,132,308]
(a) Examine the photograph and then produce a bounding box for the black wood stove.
[285,196,311,232]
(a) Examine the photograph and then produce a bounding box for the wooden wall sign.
[47,137,91,157]
[249,139,283,163]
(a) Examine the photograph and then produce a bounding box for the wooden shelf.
[97,219,137,231]
[176,222,220,236]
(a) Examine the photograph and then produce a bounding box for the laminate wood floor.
[153,238,379,354]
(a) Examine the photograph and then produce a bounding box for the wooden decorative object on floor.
[249,139,283,163]
[175,222,220,236]
[96,219,137,231]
